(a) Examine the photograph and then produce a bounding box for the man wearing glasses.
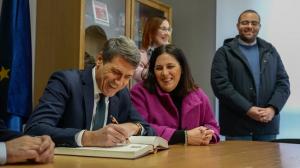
[211,10,290,141]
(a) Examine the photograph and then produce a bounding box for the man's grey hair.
[102,36,140,68]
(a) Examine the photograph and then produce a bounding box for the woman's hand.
[187,126,214,146]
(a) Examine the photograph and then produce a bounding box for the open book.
[55,136,168,159]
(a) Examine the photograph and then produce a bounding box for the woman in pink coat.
[130,44,220,145]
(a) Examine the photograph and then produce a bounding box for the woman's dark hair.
[143,44,198,97]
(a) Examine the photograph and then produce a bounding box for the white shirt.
[0,142,7,165]
[74,67,144,146]
[74,67,109,146]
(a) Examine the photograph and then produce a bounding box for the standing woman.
[131,44,220,145]
[133,16,172,81]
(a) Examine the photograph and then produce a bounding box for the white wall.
[162,0,217,104]
[217,0,300,138]
[216,0,271,48]
[262,1,300,110]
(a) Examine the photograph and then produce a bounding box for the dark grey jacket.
[211,36,290,136]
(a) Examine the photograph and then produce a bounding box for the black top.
[169,93,185,144]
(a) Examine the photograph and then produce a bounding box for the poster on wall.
[92,0,110,26]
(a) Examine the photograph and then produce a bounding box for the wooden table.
[3,141,300,168]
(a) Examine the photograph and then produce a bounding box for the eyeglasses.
[159,27,172,33]
[239,20,260,26]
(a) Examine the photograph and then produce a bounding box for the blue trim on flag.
[7,114,22,132]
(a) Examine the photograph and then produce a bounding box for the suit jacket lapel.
[81,68,94,129]
[107,96,120,124]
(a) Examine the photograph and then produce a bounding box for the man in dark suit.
[0,119,54,164]
[25,36,155,147]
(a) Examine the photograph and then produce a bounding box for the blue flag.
[0,0,32,131]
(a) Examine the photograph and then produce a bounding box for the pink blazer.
[130,82,220,143]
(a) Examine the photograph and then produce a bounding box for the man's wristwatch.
[134,122,143,135]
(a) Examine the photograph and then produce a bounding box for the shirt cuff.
[75,130,85,147]
[0,142,7,165]
[141,125,145,135]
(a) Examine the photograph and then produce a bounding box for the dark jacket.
[25,68,155,147]
[211,36,290,136]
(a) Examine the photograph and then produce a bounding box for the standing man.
[25,36,155,147]
[211,10,290,141]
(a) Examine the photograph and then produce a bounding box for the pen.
[110,115,119,124]
[110,115,130,144]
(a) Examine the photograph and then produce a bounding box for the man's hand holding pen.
[82,124,129,147]
[81,115,141,147]
[110,115,142,137]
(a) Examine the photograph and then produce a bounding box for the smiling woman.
[133,16,172,82]
[130,44,220,145]
[153,53,181,93]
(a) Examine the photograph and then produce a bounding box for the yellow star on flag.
[0,66,10,81]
